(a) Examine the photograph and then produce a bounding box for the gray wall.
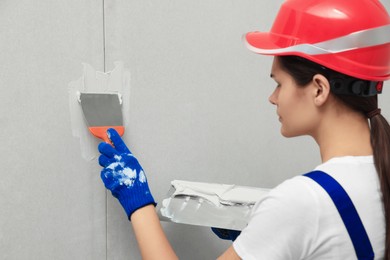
[1,1,389,259]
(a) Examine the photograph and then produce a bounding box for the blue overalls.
[304,171,375,260]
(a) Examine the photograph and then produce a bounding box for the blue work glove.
[211,227,241,241]
[98,128,156,219]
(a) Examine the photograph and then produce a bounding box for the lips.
[277,113,282,122]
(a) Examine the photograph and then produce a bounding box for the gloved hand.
[211,227,241,241]
[98,128,156,219]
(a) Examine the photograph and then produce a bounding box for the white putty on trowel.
[158,180,270,230]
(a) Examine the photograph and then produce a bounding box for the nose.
[268,89,277,105]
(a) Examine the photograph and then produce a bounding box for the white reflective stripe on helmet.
[246,24,390,55]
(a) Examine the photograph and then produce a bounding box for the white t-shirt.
[233,156,385,259]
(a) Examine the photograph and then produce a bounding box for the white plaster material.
[159,180,270,230]
[104,155,146,187]
[68,62,131,160]
[171,180,269,206]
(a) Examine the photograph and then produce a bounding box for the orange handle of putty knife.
[88,126,125,143]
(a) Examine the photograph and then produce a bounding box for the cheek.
[281,114,313,137]
[280,97,317,136]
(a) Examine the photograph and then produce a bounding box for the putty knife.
[78,92,125,143]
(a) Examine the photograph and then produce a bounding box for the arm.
[132,205,240,260]
[131,205,178,260]
[98,129,236,259]
[211,228,241,259]
[217,246,241,260]
[98,128,178,259]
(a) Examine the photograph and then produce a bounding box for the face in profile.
[268,57,320,138]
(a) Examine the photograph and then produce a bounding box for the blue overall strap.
[304,170,374,260]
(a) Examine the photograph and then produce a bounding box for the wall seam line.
[103,0,106,73]
[102,1,108,260]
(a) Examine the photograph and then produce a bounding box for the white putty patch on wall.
[68,62,131,160]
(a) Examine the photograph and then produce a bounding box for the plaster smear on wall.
[68,62,131,160]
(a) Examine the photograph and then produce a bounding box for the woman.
[97,0,390,259]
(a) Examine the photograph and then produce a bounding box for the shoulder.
[252,175,320,215]
[249,175,324,236]
[234,158,384,259]
[233,175,322,259]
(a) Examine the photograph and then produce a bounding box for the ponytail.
[370,112,390,259]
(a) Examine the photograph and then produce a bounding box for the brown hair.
[278,55,390,259]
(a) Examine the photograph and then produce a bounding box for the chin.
[281,132,295,138]
[280,128,301,138]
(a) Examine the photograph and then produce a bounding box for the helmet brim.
[243,31,390,81]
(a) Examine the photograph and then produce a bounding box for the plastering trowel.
[78,92,124,143]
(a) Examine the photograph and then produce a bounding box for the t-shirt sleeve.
[233,176,318,260]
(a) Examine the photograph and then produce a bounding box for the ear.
[311,74,331,107]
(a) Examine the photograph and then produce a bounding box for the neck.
[312,108,373,163]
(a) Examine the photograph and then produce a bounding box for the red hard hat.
[244,0,390,81]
